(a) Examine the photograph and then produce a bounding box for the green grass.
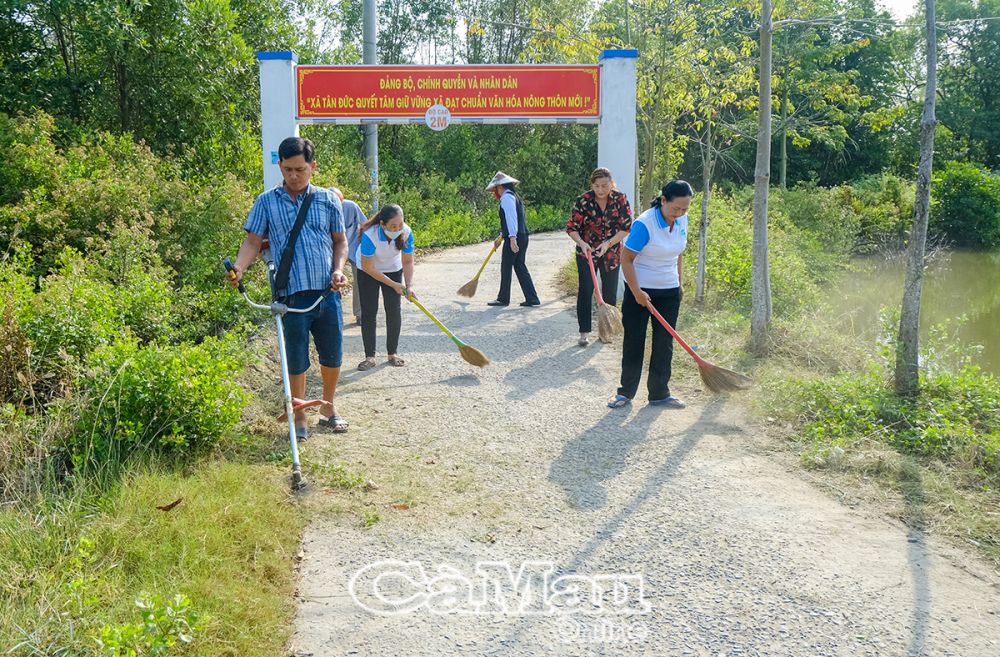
[0,460,304,656]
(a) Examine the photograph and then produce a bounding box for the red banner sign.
[296,65,600,121]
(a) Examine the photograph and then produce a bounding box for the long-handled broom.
[645,302,752,393]
[403,289,491,367]
[584,250,623,343]
[457,241,499,298]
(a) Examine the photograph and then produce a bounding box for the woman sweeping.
[567,167,633,346]
[356,204,415,370]
[608,180,693,409]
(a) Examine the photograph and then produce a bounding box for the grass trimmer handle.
[223,258,246,294]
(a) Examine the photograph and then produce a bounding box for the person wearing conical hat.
[485,171,540,307]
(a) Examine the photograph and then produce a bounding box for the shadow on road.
[901,462,931,657]
[489,398,734,655]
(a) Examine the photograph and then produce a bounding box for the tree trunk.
[779,88,788,189]
[115,58,129,133]
[696,122,711,304]
[895,0,937,396]
[640,112,659,209]
[750,0,774,354]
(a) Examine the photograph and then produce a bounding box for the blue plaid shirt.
[244,183,345,296]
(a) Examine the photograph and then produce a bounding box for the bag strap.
[273,191,315,299]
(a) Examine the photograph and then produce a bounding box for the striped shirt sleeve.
[244,193,269,236]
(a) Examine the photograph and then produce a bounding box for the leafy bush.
[771,182,859,281]
[931,160,1000,248]
[685,191,822,314]
[96,593,201,657]
[68,335,247,472]
[784,364,1000,471]
[851,173,914,252]
[0,111,252,288]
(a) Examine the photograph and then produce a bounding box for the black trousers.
[358,268,403,358]
[618,286,681,401]
[575,254,620,333]
[497,234,539,304]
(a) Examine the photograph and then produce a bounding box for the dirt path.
[290,232,999,657]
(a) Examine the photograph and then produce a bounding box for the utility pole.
[363,0,379,211]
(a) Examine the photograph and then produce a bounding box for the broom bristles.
[596,304,623,343]
[458,344,491,367]
[457,277,479,298]
[698,363,753,393]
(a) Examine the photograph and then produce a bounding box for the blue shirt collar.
[655,205,669,228]
[378,226,389,242]
[276,182,314,202]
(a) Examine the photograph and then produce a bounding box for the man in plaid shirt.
[229,137,351,436]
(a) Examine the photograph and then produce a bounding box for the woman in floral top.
[566,167,633,346]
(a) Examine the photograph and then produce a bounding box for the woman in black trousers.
[356,204,416,370]
[608,180,694,409]
[567,167,633,346]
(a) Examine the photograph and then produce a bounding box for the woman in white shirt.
[356,204,415,371]
[608,180,694,409]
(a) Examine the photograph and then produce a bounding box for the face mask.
[383,228,404,239]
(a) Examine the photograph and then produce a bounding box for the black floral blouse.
[566,189,633,270]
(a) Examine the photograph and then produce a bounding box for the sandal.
[578,333,591,347]
[357,357,376,371]
[387,355,406,367]
[607,394,631,409]
[649,395,686,409]
[295,425,308,441]
[318,415,349,433]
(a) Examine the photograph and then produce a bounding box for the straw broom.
[645,302,752,393]
[403,289,490,367]
[584,250,623,343]
[457,242,500,298]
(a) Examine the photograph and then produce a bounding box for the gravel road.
[290,232,1000,657]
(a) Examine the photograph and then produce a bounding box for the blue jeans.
[282,290,344,374]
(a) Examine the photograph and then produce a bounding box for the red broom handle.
[645,299,709,367]
[584,250,607,306]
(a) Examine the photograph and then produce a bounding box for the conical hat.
[486,171,519,190]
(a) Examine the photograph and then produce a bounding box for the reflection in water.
[829,250,1000,376]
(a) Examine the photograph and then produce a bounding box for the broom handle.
[473,243,499,281]
[402,289,463,346]
[645,301,709,367]
[584,250,607,306]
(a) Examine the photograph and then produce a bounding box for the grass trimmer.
[403,288,490,367]
[224,257,324,491]
[457,241,500,298]
[584,250,624,343]
[645,301,752,393]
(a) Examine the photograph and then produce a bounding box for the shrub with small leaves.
[69,334,248,471]
[95,593,200,657]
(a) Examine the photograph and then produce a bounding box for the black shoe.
[519,300,541,307]
[487,300,509,307]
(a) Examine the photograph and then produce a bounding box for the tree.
[750,0,774,354]
[684,5,757,303]
[771,0,874,188]
[936,0,1000,168]
[894,0,937,395]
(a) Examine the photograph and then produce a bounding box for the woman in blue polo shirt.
[608,180,693,409]
[356,204,415,371]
